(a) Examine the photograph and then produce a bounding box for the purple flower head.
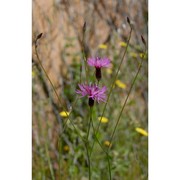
[76,84,107,106]
[87,57,111,81]
[87,57,110,68]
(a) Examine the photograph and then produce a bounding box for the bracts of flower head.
[76,84,107,107]
[87,57,111,81]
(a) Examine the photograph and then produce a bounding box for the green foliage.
[32,2,148,177]
[32,34,148,179]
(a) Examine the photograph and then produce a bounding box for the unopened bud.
[127,17,130,25]
[141,35,146,46]
[83,21,86,33]
[95,68,102,81]
[36,33,43,41]
[88,97,94,107]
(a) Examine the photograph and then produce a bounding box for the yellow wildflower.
[98,44,107,49]
[139,53,147,59]
[119,41,127,47]
[135,127,148,136]
[104,141,112,147]
[115,80,126,89]
[63,145,70,152]
[98,116,109,123]
[32,71,36,78]
[59,111,70,117]
[130,52,138,58]
[106,68,113,75]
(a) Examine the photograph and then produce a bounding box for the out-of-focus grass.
[32,0,148,179]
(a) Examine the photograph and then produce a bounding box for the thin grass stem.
[82,22,89,83]
[85,107,93,180]
[90,25,133,155]
[91,112,111,180]
[85,143,91,180]
[108,50,147,151]
[45,138,55,180]
[35,38,86,143]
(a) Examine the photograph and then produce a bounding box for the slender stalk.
[82,22,89,83]
[85,143,91,180]
[91,118,108,156]
[80,65,82,84]
[90,25,133,155]
[82,51,88,83]
[91,113,111,180]
[58,138,63,179]
[35,37,86,142]
[97,80,100,86]
[35,35,92,180]
[35,38,69,128]
[59,96,79,136]
[108,50,147,150]
[85,107,93,180]
[35,36,90,180]
[35,103,46,178]
[35,42,67,116]
[104,50,146,179]
[45,142,55,180]
[68,96,79,115]
[87,108,92,140]
[44,121,55,180]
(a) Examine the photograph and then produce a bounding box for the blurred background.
[32,0,148,179]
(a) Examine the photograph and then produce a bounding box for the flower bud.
[95,68,102,81]
[83,21,86,33]
[141,35,146,46]
[36,33,43,40]
[88,97,94,107]
[127,17,130,25]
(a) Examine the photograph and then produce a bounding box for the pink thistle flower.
[87,57,111,81]
[87,57,110,68]
[76,84,107,106]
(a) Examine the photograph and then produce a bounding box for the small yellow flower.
[63,145,70,152]
[59,111,70,117]
[139,53,147,59]
[119,41,127,47]
[104,141,112,147]
[98,116,109,123]
[115,80,126,89]
[130,52,138,58]
[32,71,36,78]
[98,44,107,49]
[135,127,148,136]
[106,68,113,75]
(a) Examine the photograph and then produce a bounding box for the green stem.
[35,40,86,143]
[45,136,55,180]
[108,50,147,150]
[91,113,111,180]
[82,51,88,84]
[80,65,82,84]
[90,26,133,155]
[86,107,93,180]
[87,108,92,140]
[82,25,89,84]
[35,43,67,116]
[58,138,62,179]
[85,144,91,180]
